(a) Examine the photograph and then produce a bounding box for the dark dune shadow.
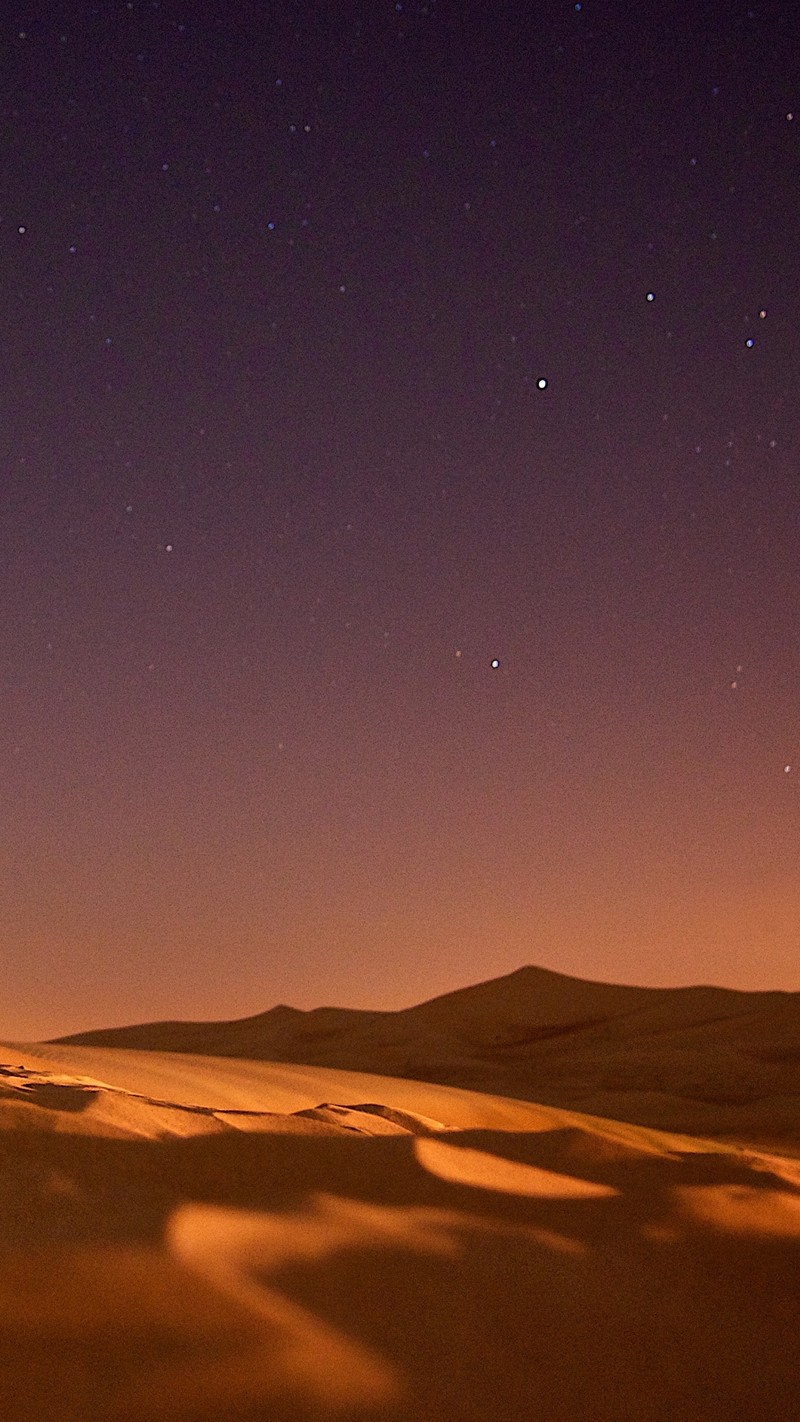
[1,1063,101,1111]
[2,1120,800,1422]
[2,1117,799,1251]
[18,1082,100,1113]
[264,1209,800,1422]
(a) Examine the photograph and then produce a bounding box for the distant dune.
[52,963,800,1148]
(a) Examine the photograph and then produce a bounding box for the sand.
[1,1015,799,1421]
[54,964,800,1149]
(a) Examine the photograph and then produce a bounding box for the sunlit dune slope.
[0,1041,632,1137]
[49,964,800,1146]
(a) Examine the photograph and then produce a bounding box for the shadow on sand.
[1,1118,799,1420]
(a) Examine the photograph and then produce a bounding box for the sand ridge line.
[0,1063,469,1139]
[0,1063,246,1114]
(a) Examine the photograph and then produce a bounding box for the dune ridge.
[50,964,800,1146]
[4,966,800,1419]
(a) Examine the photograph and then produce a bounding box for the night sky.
[3,0,799,1040]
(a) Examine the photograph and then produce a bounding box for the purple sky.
[3,0,799,1039]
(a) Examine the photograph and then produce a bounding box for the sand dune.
[52,964,800,1147]
[2,1025,800,1421]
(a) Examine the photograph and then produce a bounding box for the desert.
[6,0,799,1415]
[2,965,799,1421]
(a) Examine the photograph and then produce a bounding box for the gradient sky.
[3,0,799,1039]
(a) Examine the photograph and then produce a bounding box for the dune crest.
[48,964,800,1147]
[294,1102,452,1135]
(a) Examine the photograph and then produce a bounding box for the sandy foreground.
[1,1039,799,1421]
